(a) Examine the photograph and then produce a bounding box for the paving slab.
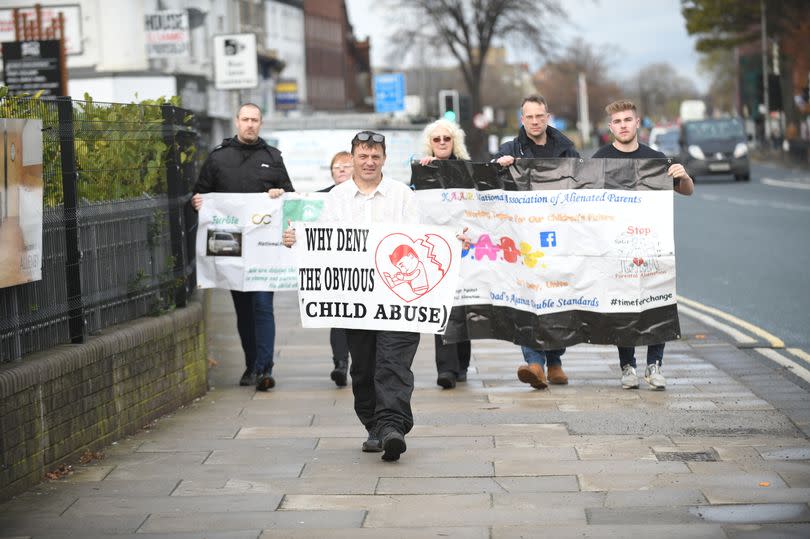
[2,289,809,537]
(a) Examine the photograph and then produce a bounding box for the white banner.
[196,192,326,291]
[415,188,676,315]
[294,222,461,333]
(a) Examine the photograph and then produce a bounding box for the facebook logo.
[539,231,557,247]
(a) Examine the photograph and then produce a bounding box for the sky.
[345,0,709,93]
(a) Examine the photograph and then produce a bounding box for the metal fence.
[0,96,199,363]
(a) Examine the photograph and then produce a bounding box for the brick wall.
[0,300,206,501]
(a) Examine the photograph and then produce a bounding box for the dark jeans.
[330,328,349,363]
[521,346,565,367]
[345,329,420,436]
[618,343,665,368]
[434,335,471,376]
[230,290,275,375]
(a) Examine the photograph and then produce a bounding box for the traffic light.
[439,89,459,122]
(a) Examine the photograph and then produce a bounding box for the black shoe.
[239,369,255,386]
[381,430,406,461]
[330,360,348,387]
[437,371,456,389]
[361,433,383,453]
[456,370,467,382]
[256,373,275,391]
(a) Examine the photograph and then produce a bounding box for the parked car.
[648,127,680,157]
[208,231,241,255]
[679,118,750,182]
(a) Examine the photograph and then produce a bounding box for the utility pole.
[760,0,770,144]
[577,72,591,148]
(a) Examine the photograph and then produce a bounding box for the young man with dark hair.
[593,99,694,390]
[284,131,419,462]
[192,103,294,392]
[494,95,579,390]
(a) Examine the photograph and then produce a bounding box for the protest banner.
[411,158,680,348]
[294,222,461,334]
[196,192,325,291]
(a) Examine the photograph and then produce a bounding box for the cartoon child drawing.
[386,244,429,295]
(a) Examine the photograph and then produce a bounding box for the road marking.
[677,303,758,346]
[787,348,810,363]
[678,295,785,348]
[761,178,810,190]
[678,296,810,383]
[699,193,810,212]
[754,348,810,384]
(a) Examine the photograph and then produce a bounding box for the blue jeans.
[618,343,665,368]
[521,346,565,367]
[230,290,275,375]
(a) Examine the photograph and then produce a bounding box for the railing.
[0,96,199,362]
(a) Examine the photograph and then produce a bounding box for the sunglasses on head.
[432,135,452,143]
[354,131,385,143]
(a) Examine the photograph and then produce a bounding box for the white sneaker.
[621,365,639,389]
[644,363,666,390]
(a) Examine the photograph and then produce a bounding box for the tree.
[682,0,810,122]
[386,0,566,158]
[627,63,699,121]
[699,49,736,114]
[532,38,623,128]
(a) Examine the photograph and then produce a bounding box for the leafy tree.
[682,0,809,121]
[699,49,736,114]
[386,0,566,158]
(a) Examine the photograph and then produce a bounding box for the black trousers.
[345,329,420,436]
[330,328,350,363]
[434,335,471,376]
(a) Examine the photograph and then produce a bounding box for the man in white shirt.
[283,131,419,462]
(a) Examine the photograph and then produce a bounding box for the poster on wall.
[0,118,43,288]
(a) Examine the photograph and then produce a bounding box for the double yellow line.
[678,295,810,383]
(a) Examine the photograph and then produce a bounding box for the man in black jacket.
[192,103,294,391]
[494,95,580,164]
[494,95,578,390]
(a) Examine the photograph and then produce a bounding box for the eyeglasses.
[432,135,452,143]
[354,131,385,143]
[331,164,352,171]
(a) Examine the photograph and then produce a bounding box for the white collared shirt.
[324,177,418,224]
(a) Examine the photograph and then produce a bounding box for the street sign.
[374,73,405,113]
[275,79,298,110]
[1,40,64,96]
[213,33,258,90]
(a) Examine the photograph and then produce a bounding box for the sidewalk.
[1,289,809,538]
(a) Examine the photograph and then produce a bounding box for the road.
[674,160,810,350]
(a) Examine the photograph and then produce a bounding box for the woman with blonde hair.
[418,118,471,389]
[419,118,470,164]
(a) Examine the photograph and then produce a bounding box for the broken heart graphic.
[374,232,453,303]
[633,257,645,266]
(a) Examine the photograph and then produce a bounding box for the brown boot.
[547,364,569,385]
[517,364,547,389]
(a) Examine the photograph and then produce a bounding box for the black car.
[679,118,750,182]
